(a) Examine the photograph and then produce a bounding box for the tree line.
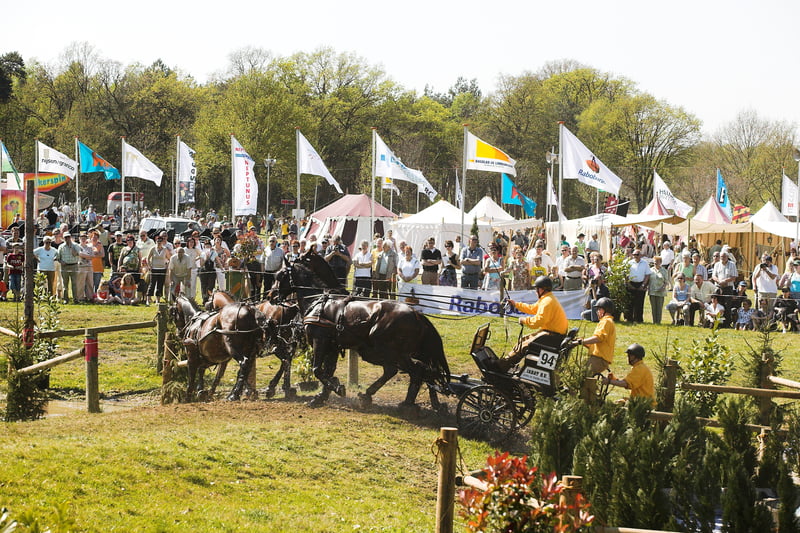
[0,44,796,219]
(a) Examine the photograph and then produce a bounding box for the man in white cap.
[34,236,58,295]
[56,232,82,303]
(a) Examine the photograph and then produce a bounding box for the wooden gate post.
[759,352,775,425]
[84,330,100,413]
[156,302,168,373]
[348,349,359,387]
[435,427,458,533]
[662,358,679,412]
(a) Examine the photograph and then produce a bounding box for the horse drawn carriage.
[446,322,579,442]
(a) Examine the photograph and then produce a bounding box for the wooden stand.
[435,427,458,533]
[85,330,100,413]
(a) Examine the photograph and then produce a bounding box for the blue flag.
[520,194,537,217]
[501,173,537,216]
[78,140,120,180]
[501,173,523,205]
[716,168,732,218]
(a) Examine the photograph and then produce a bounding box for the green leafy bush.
[673,324,734,417]
[604,248,631,321]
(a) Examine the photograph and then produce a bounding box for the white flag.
[122,141,163,186]
[455,173,463,210]
[560,125,622,195]
[381,177,400,195]
[36,141,77,179]
[546,168,558,207]
[782,173,798,217]
[297,130,342,194]
[464,131,516,176]
[653,170,692,217]
[231,136,259,216]
[373,132,436,199]
[178,141,196,204]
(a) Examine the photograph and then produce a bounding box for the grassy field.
[1,298,799,531]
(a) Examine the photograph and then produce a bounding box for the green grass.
[1,297,799,531]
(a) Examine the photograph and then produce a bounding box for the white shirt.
[353,250,372,277]
[628,258,651,282]
[750,263,777,293]
[398,255,420,279]
[660,248,675,267]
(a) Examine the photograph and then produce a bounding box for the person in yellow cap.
[605,343,655,405]
[573,297,616,375]
[499,275,568,370]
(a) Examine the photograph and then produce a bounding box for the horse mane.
[297,252,348,293]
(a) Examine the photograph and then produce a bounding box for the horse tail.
[418,314,450,387]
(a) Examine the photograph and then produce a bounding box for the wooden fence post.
[84,330,100,413]
[348,349,359,387]
[435,427,458,533]
[156,302,168,374]
[662,358,679,412]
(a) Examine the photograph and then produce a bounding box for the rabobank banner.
[560,125,622,196]
[396,282,585,319]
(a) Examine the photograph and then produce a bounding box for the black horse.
[170,295,265,401]
[270,251,450,410]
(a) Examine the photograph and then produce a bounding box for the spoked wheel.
[456,385,517,443]
[509,382,536,429]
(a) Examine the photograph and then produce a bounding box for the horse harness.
[180,304,263,347]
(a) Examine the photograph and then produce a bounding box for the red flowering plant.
[459,452,594,532]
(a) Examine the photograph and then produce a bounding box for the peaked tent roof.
[693,196,732,224]
[396,199,465,224]
[640,195,670,216]
[751,200,789,224]
[625,195,686,226]
[310,193,394,220]
[467,196,514,222]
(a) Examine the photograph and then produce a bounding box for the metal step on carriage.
[446,322,579,442]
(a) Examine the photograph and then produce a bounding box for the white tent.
[467,195,541,233]
[752,201,789,225]
[545,213,625,260]
[467,196,514,222]
[390,200,494,254]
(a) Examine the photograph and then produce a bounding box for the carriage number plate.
[537,350,559,370]
[519,366,551,386]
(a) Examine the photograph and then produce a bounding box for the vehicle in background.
[139,216,200,235]
[107,192,144,215]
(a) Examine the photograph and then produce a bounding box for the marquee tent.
[657,198,795,271]
[467,196,514,222]
[389,200,494,255]
[301,194,395,254]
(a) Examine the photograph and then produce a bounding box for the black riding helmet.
[533,275,553,291]
[595,297,615,314]
[626,343,645,359]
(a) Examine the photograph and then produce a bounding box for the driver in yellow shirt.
[499,276,568,371]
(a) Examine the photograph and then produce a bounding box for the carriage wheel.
[456,385,517,443]
[509,382,536,429]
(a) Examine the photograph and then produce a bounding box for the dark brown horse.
[209,290,303,398]
[170,295,265,401]
[271,252,450,410]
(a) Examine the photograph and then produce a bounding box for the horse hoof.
[284,387,297,399]
[398,402,421,417]
[335,384,346,397]
[357,392,372,407]
[307,396,326,408]
[264,387,276,399]
[226,394,241,402]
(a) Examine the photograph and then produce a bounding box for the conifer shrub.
[672,324,734,417]
[604,248,631,322]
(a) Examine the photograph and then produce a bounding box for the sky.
[7,0,800,138]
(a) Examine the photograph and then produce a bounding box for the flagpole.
[230,134,235,223]
[121,137,126,232]
[461,125,468,243]
[176,135,181,216]
[557,122,564,251]
[74,137,80,219]
[370,127,376,242]
[295,128,301,216]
